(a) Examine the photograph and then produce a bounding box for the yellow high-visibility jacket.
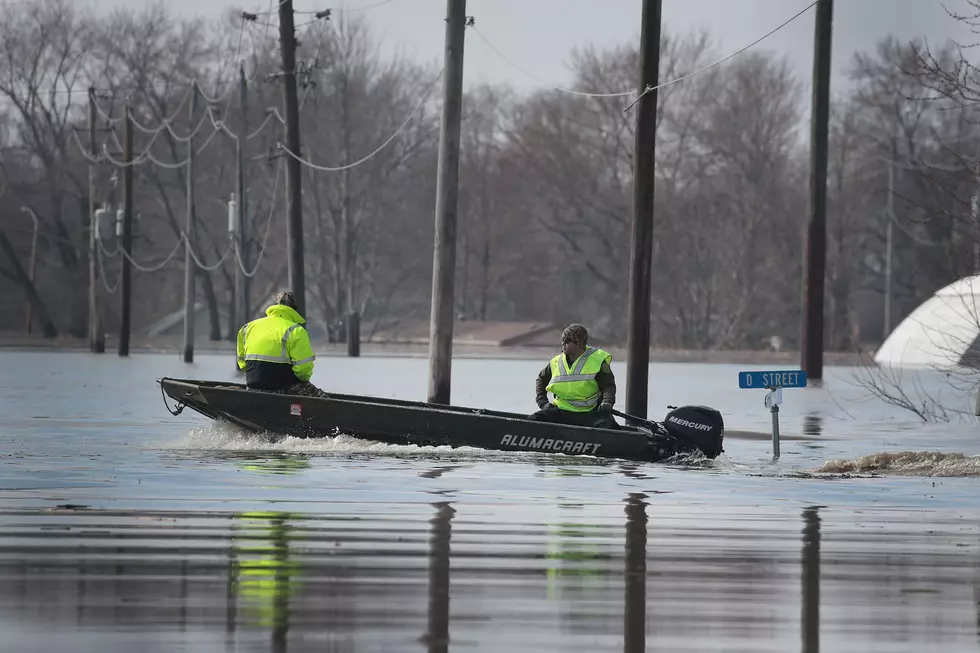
[236,304,315,389]
[545,347,612,412]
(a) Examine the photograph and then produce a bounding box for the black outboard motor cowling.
[662,405,725,458]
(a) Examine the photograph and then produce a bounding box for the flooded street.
[2,350,980,651]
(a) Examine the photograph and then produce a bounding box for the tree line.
[1,0,978,351]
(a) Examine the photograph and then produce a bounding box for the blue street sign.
[738,370,807,390]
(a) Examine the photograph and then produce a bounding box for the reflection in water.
[2,504,980,651]
[624,494,648,653]
[237,455,313,476]
[802,415,823,438]
[230,511,302,651]
[422,502,454,652]
[801,506,821,653]
[419,466,464,480]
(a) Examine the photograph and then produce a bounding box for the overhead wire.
[468,0,819,110]
[330,0,399,12]
[77,7,287,286]
[91,9,254,129]
[234,156,284,278]
[277,66,444,172]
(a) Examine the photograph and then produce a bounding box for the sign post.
[737,370,808,461]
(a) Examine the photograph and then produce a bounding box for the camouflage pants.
[528,402,619,430]
[279,381,330,399]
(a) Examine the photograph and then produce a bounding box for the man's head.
[275,290,298,310]
[561,323,589,359]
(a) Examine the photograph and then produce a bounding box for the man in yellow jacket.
[236,291,328,398]
[528,323,618,429]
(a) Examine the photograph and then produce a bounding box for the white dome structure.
[875,275,980,370]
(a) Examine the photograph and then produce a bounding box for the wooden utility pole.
[884,135,895,340]
[278,0,306,316]
[624,0,662,419]
[346,312,360,357]
[801,0,833,380]
[183,82,198,363]
[87,87,104,353]
[22,207,38,334]
[343,168,360,358]
[119,106,134,358]
[235,63,250,328]
[426,0,467,406]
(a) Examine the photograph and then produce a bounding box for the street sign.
[737,370,807,390]
[737,369,807,462]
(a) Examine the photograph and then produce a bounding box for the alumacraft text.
[499,434,600,455]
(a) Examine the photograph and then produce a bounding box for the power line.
[469,0,819,108]
[278,65,444,172]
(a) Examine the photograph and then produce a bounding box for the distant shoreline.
[0,333,872,366]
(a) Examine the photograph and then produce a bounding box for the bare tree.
[297,15,440,336]
[842,24,980,421]
[0,0,93,336]
[456,83,517,321]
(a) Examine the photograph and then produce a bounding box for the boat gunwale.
[157,376,641,437]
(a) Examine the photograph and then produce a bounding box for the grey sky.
[75,0,975,97]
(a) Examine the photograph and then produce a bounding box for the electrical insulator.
[228,193,237,234]
[94,208,106,241]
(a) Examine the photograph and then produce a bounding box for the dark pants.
[277,381,330,398]
[527,403,619,430]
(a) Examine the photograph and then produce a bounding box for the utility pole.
[884,136,895,341]
[183,82,198,363]
[624,0,662,419]
[800,0,833,380]
[235,62,250,329]
[278,0,306,316]
[426,0,467,406]
[119,105,134,358]
[87,87,105,353]
[21,207,38,334]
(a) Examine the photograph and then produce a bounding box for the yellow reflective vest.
[236,304,316,383]
[545,346,611,412]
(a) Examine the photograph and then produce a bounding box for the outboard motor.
[662,405,725,458]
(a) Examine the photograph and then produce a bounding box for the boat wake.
[164,421,493,458]
[161,421,723,468]
[813,451,980,477]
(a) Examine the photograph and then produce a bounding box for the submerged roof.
[875,275,980,369]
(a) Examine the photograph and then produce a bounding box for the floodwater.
[2,350,980,652]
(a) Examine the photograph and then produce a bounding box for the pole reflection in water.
[802,415,823,438]
[801,506,821,653]
[624,493,648,653]
[422,501,455,652]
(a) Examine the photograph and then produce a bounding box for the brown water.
[2,350,980,652]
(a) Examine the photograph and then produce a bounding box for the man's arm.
[535,364,552,408]
[287,326,316,382]
[595,360,616,407]
[236,324,247,371]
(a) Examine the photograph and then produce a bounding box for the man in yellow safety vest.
[236,290,328,398]
[529,323,618,429]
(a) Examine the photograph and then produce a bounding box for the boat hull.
[158,377,721,464]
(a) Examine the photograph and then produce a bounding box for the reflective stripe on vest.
[243,323,313,365]
[546,347,608,411]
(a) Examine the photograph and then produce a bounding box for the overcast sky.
[66,0,979,98]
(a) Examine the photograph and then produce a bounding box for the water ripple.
[0,501,978,652]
